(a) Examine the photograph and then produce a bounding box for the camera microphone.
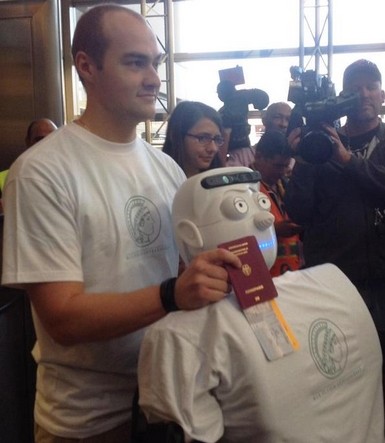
[250,89,270,110]
[217,81,269,151]
[217,82,269,111]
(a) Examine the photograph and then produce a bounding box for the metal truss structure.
[62,0,385,138]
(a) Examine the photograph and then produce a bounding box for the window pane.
[174,0,385,52]
[174,0,300,52]
[333,0,385,45]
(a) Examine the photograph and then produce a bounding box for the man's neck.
[78,109,138,144]
[344,117,380,137]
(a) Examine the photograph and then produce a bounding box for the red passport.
[219,235,278,309]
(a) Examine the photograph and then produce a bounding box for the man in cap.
[284,59,385,402]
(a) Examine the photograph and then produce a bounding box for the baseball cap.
[343,59,382,89]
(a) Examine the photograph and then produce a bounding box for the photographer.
[217,80,269,167]
[284,59,385,399]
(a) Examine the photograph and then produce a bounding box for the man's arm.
[26,248,241,346]
[325,124,385,196]
[283,128,318,225]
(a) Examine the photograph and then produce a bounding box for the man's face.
[264,104,292,133]
[344,74,385,123]
[91,11,162,124]
[255,154,291,186]
[27,120,57,147]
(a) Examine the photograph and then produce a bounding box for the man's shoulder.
[377,121,385,140]
[9,125,79,172]
[140,140,186,181]
[371,122,385,159]
[141,140,176,163]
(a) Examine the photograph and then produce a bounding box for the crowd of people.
[1,3,385,442]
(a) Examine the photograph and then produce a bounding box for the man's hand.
[287,127,302,155]
[288,125,352,165]
[322,124,352,164]
[174,248,242,310]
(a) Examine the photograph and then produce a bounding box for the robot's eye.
[234,197,248,214]
[257,193,271,210]
[220,196,249,220]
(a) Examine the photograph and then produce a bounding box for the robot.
[138,167,383,443]
[172,166,277,269]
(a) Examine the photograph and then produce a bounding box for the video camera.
[217,66,269,151]
[287,66,359,164]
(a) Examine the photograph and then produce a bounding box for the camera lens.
[299,130,334,164]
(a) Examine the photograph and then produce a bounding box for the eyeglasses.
[186,133,225,147]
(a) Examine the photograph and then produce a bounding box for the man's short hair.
[343,59,382,89]
[256,131,292,159]
[262,102,291,128]
[71,4,142,70]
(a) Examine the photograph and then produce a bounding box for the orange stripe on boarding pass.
[270,299,300,350]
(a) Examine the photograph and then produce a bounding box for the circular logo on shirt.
[309,319,348,379]
[125,196,161,247]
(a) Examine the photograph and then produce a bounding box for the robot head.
[172,167,277,268]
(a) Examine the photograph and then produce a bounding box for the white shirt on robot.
[138,167,384,443]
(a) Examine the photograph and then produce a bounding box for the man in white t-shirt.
[1,6,241,443]
[138,167,384,443]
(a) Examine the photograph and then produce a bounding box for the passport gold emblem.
[242,263,252,276]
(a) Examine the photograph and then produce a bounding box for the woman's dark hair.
[163,101,224,173]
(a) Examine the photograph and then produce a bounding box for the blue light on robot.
[258,239,276,250]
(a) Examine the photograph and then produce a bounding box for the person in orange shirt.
[251,130,303,276]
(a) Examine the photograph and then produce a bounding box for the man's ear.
[75,51,97,84]
[175,219,204,249]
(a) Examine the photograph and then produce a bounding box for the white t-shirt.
[139,264,384,443]
[2,123,186,438]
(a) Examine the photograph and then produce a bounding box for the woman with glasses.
[163,101,226,177]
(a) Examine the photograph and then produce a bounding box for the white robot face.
[172,167,277,269]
